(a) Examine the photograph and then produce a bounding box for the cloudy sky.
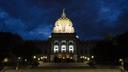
[0,0,128,40]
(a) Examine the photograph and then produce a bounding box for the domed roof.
[53,9,75,33]
[55,9,73,27]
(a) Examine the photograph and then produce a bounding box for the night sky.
[0,0,128,40]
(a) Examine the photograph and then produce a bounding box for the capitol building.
[0,9,96,64]
[45,9,96,63]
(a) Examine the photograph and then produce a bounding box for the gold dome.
[55,9,73,27]
[53,9,75,33]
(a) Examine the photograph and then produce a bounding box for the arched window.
[61,45,66,52]
[69,45,74,53]
[54,45,59,53]
[54,40,59,45]
[61,40,66,44]
[69,40,73,45]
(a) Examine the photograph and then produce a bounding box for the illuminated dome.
[53,9,75,33]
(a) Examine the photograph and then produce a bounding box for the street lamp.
[84,57,87,59]
[16,57,21,70]
[119,58,124,71]
[41,57,43,60]
[119,58,124,66]
[87,58,90,61]
[91,56,94,59]
[3,58,8,63]
[33,56,36,59]
[25,59,27,62]
[119,59,123,62]
[18,57,21,60]
[38,58,40,61]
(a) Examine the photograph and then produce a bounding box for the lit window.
[76,35,79,38]
[61,45,66,52]
[61,40,66,44]
[54,45,59,53]
[69,45,74,53]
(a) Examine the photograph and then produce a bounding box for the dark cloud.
[0,0,128,40]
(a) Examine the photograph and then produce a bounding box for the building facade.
[49,9,80,62]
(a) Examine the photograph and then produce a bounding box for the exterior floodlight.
[18,57,21,60]
[63,57,65,59]
[91,56,94,59]
[4,58,8,62]
[76,35,79,38]
[119,59,123,62]
[87,58,90,61]
[49,36,51,38]
[41,57,43,59]
[70,57,73,59]
[38,58,40,61]
[25,59,27,62]
[33,56,36,59]
[84,57,87,59]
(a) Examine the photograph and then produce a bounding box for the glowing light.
[87,58,90,61]
[53,9,75,33]
[84,57,87,59]
[3,58,8,62]
[119,59,123,62]
[70,57,73,59]
[18,57,21,60]
[25,59,27,62]
[63,57,65,59]
[61,45,66,52]
[54,45,59,53]
[41,57,43,59]
[49,35,51,38]
[33,56,36,59]
[91,56,94,59]
[76,35,79,38]
[38,58,40,61]
[69,45,74,53]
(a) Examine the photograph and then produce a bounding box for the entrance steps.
[38,63,89,68]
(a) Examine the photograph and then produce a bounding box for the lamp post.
[33,56,36,59]
[91,56,94,59]
[16,57,22,70]
[3,58,9,66]
[119,58,124,72]
[119,59,124,66]
[87,57,90,61]
[3,58,8,63]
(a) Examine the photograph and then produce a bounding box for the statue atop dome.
[61,9,66,18]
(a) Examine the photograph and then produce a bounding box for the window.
[61,40,66,44]
[69,40,73,45]
[61,45,66,52]
[69,45,74,53]
[54,45,59,53]
[54,40,59,44]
